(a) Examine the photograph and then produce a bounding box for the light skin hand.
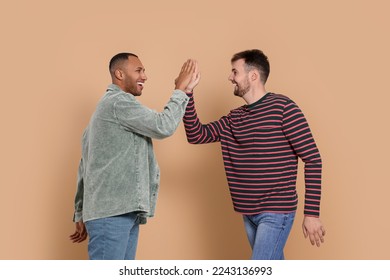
[69,221,88,243]
[175,59,197,91]
[302,216,326,247]
[184,60,201,93]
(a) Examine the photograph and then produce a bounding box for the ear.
[250,69,259,82]
[114,69,123,80]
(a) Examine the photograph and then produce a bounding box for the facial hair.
[125,79,142,96]
[233,78,250,97]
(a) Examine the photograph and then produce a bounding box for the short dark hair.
[231,49,270,84]
[109,52,138,74]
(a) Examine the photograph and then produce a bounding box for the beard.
[124,81,142,96]
[233,79,250,97]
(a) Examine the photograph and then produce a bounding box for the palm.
[186,72,201,92]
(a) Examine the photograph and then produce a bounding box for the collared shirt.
[73,84,189,223]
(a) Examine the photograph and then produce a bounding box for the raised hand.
[184,60,200,93]
[174,59,197,91]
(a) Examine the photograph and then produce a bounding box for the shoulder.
[267,92,293,104]
[106,92,137,109]
[267,93,301,111]
[229,105,247,116]
[105,84,136,103]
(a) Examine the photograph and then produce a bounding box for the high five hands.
[175,59,201,93]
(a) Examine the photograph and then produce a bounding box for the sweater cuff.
[73,211,83,222]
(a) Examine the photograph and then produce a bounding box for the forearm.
[295,134,322,216]
[303,160,322,217]
[142,90,190,139]
[73,160,84,222]
[183,93,220,144]
[115,90,189,139]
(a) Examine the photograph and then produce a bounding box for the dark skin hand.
[69,221,87,243]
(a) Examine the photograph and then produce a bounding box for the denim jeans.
[243,212,295,260]
[85,212,140,260]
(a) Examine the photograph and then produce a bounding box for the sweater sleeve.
[114,90,189,140]
[183,93,226,144]
[282,99,322,217]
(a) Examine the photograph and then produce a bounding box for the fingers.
[319,226,326,244]
[181,59,197,74]
[310,233,321,247]
[194,60,198,74]
[69,231,81,243]
[302,223,308,238]
[302,223,326,247]
[302,217,325,247]
[70,231,87,243]
[70,222,88,243]
[181,59,189,73]
[308,229,325,247]
[175,59,198,91]
[69,231,79,240]
[77,231,88,243]
[195,71,201,83]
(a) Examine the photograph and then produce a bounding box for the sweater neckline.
[246,92,271,109]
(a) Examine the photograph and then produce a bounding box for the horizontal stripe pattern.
[183,92,322,217]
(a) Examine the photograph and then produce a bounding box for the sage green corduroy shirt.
[73,84,189,224]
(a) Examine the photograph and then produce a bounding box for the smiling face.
[113,56,147,96]
[228,58,251,97]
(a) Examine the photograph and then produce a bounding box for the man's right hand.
[184,60,200,93]
[175,59,198,92]
[69,221,87,243]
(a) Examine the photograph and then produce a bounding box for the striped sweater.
[183,92,322,217]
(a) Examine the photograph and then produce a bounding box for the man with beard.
[70,53,196,259]
[183,49,325,259]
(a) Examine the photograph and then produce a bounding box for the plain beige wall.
[1,0,389,259]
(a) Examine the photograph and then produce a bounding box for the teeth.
[137,82,144,86]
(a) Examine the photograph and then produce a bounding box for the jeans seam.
[270,219,286,259]
[102,218,106,259]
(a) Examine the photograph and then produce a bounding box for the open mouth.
[137,82,145,89]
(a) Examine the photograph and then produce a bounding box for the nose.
[228,73,233,82]
[142,72,148,81]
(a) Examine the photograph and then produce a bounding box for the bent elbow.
[155,124,177,139]
[158,130,175,139]
[186,137,200,144]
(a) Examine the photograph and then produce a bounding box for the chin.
[132,91,142,96]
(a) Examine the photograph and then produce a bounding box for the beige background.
[1,0,389,259]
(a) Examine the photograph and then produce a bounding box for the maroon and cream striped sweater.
[183,92,322,217]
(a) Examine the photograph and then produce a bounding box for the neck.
[242,87,267,105]
[112,80,126,93]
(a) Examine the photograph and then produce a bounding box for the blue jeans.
[243,212,295,260]
[85,212,140,260]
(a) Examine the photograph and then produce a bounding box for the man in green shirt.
[69,53,196,259]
